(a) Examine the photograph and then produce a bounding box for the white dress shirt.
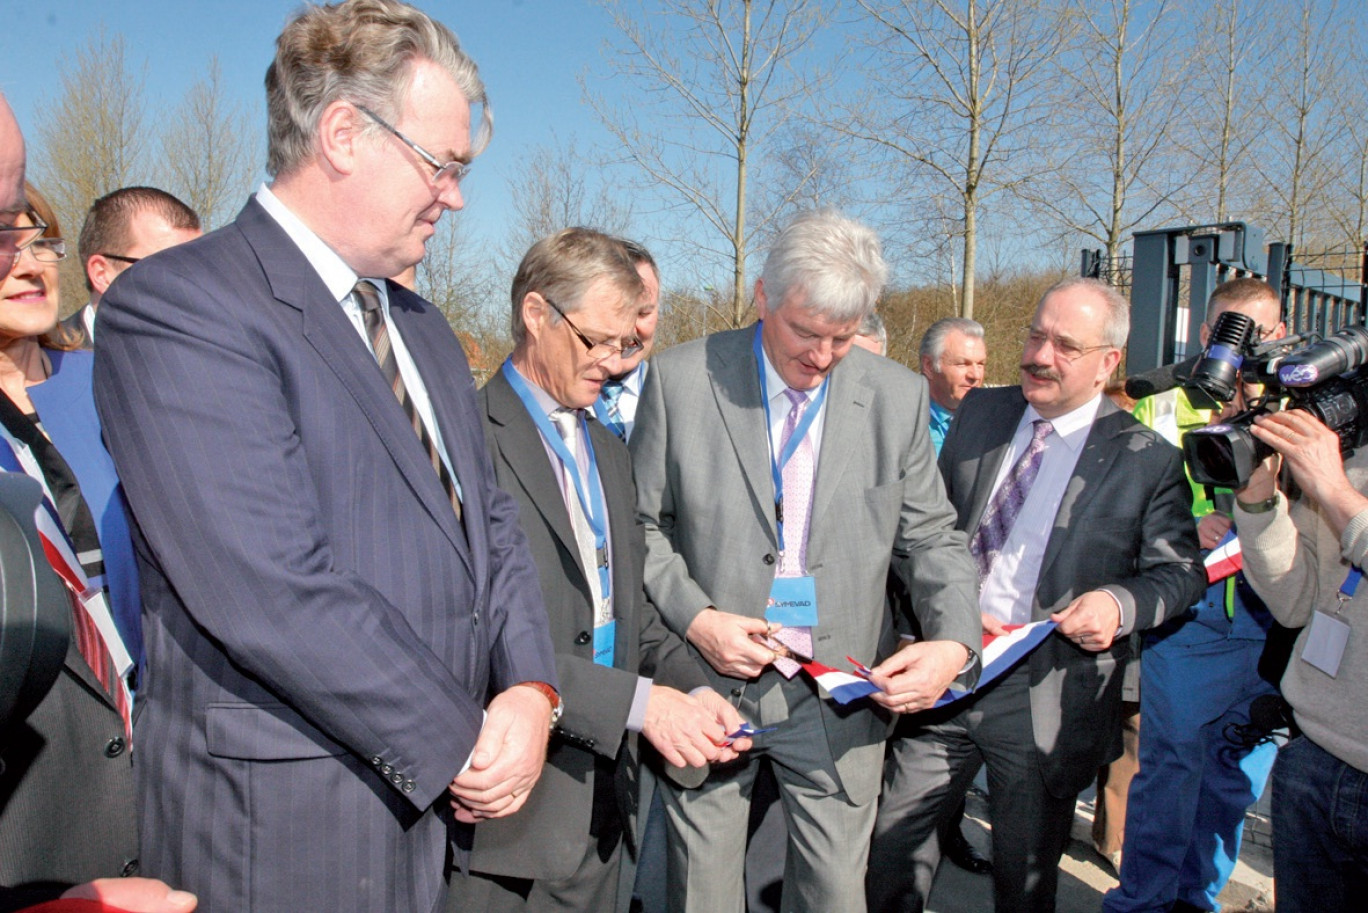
[255,185,461,499]
[979,395,1102,626]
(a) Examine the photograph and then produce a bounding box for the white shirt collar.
[1023,393,1103,451]
[255,183,382,305]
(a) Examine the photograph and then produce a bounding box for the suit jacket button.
[371,756,383,768]
[575,631,591,645]
[105,736,126,758]
[381,764,394,776]
[402,780,415,793]
[585,739,595,748]
[730,688,743,698]
[763,553,776,565]
[390,772,403,785]
[121,858,140,877]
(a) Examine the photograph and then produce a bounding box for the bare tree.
[33,30,148,240]
[1178,0,1272,223]
[845,0,1065,319]
[1254,0,1346,249]
[159,58,261,229]
[500,136,632,268]
[1027,0,1192,268]
[588,0,829,327]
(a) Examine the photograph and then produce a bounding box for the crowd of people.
[1,2,1366,913]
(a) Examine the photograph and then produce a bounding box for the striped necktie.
[599,379,627,441]
[354,280,463,522]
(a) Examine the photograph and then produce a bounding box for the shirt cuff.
[626,677,653,733]
[1096,588,1128,634]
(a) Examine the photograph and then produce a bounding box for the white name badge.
[766,576,819,627]
[1302,610,1350,678]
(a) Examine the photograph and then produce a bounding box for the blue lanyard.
[501,360,611,601]
[752,324,828,556]
[1340,566,1363,602]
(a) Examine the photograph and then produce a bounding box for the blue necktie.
[599,379,627,441]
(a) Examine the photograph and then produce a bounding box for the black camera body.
[1180,311,1368,489]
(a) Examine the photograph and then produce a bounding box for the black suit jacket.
[470,369,709,881]
[939,386,1204,797]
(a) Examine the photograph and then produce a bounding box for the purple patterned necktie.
[771,387,815,677]
[969,419,1053,580]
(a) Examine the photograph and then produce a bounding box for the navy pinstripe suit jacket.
[93,198,556,913]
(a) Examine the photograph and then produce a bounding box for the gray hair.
[1037,276,1130,348]
[265,0,492,177]
[858,311,887,352]
[760,208,887,323]
[918,316,984,364]
[510,227,644,345]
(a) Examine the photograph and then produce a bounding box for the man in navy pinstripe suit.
[92,3,557,911]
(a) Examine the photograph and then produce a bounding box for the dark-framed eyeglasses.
[542,294,643,362]
[1,215,48,276]
[357,105,471,189]
[99,253,141,265]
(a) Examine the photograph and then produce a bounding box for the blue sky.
[1,0,625,262]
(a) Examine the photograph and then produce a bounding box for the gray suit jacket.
[632,327,980,805]
[938,385,1205,797]
[468,370,708,881]
[93,199,557,913]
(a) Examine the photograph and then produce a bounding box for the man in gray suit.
[867,277,1205,913]
[455,228,746,912]
[632,208,981,913]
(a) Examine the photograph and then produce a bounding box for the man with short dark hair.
[91,3,557,911]
[62,187,201,346]
[869,277,1205,913]
[633,208,980,913]
[1103,278,1287,913]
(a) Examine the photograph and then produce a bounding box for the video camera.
[1126,310,1368,489]
[1182,313,1368,488]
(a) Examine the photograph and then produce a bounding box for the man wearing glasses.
[90,3,557,912]
[1,94,32,281]
[452,227,747,912]
[60,186,201,347]
[869,277,1205,913]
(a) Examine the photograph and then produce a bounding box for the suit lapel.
[236,202,471,572]
[484,372,583,581]
[707,328,778,546]
[809,359,871,534]
[1037,397,1125,587]
[965,391,1027,536]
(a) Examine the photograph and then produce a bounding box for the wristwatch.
[1236,493,1280,514]
[519,680,563,731]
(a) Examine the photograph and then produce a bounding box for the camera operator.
[1235,407,1368,912]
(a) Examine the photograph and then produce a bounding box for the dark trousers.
[868,667,1077,913]
[1272,734,1368,913]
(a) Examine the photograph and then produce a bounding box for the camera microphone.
[1124,354,1202,400]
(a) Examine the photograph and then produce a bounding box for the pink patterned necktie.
[771,387,815,678]
[969,419,1054,580]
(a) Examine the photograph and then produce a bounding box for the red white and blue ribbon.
[1205,529,1242,583]
[799,620,1059,708]
[0,438,134,736]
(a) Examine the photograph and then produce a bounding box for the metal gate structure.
[1082,221,1368,374]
